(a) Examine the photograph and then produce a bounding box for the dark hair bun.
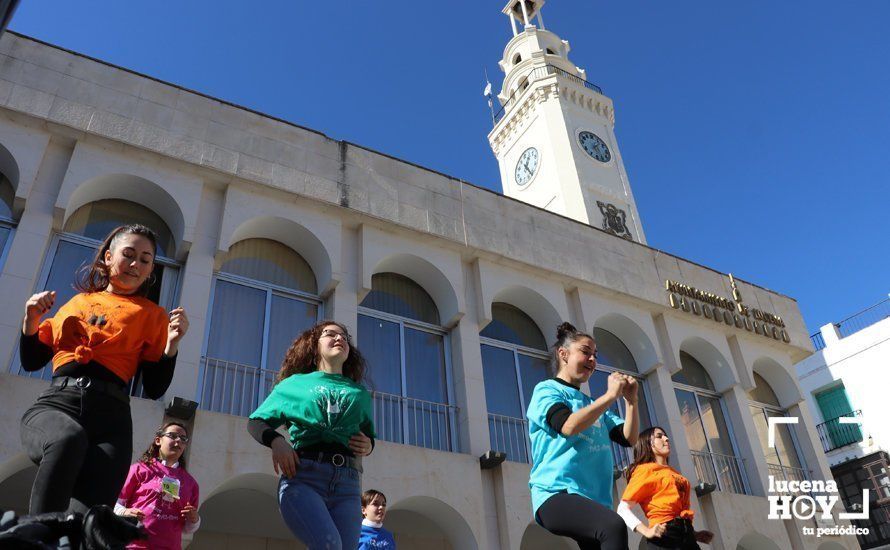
[556,322,577,341]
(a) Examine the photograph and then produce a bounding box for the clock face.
[514,147,540,186]
[578,131,611,163]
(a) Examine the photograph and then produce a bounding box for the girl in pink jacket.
[116,422,200,550]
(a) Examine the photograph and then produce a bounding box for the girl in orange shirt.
[618,427,714,549]
[19,224,189,515]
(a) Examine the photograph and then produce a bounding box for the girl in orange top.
[618,427,714,549]
[19,224,189,515]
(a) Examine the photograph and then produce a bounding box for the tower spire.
[503,0,546,36]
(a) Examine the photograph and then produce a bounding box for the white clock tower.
[488,0,646,244]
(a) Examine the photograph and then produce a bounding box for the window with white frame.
[673,351,749,494]
[480,302,550,463]
[748,372,808,483]
[358,272,457,452]
[12,199,181,399]
[587,327,654,474]
[200,238,320,416]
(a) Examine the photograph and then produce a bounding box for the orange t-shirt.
[38,292,169,383]
[621,462,694,526]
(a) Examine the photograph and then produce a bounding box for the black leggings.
[20,383,132,514]
[536,492,629,550]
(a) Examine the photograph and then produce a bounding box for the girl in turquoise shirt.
[527,322,640,550]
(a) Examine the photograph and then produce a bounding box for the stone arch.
[368,253,461,328]
[736,531,782,550]
[388,495,477,550]
[0,141,19,216]
[593,312,659,372]
[520,521,574,549]
[191,473,300,549]
[751,356,804,408]
[223,216,332,296]
[491,285,562,344]
[0,453,36,515]
[61,174,187,258]
[678,336,736,392]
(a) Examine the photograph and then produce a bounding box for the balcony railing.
[198,358,460,452]
[493,64,604,124]
[816,410,863,453]
[488,413,531,463]
[768,463,812,486]
[691,450,748,495]
[486,412,636,474]
[198,357,275,417]
[372,391,459,453]
[810,297,890,351]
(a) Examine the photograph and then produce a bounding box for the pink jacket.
[117,460,200,550]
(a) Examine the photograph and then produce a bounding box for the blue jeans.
[278,458,362,549]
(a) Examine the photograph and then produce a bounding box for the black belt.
[297,450,361,471]
[51,376,130,403]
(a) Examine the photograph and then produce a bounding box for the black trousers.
[20,383,132,514]
[646,518,700,550]
[536,492,629,550]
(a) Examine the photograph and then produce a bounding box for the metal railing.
[493,64,604,124]
[198,359,460,452]
[768,463,812,486]
[372,391,459,453]
[810,297,890,351]
[816,410,863,453]
[198,357,276,417]
[690,450,749,495]
[488,413,531,463]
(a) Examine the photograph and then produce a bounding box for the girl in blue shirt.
[527,322,640,550]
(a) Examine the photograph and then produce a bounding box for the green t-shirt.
[249,371,376,449]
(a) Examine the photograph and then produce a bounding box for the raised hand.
[23,290,56,335]
[621,375,639,405]
[165,307,189,356]
[606,371,627,401]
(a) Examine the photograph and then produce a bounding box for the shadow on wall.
[520,521,575,549]
[736,532,782,550]
[0,454,36,515]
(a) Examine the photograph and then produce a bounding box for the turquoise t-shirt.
[249,370,376,449]
[527,378,624,515]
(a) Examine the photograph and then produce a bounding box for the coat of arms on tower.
[596,201,633,241]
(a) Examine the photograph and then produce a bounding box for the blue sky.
[9,1,889,334]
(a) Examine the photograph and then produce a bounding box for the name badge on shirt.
[161,476,181,501]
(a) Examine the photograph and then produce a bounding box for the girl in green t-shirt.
[248,321,376,549]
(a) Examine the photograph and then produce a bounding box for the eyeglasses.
[161,432,189,443]
[320,329,349,340]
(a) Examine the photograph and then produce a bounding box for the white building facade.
[0,12,860,550]
[796,299,890,549]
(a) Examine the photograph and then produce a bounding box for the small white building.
[0,2,862,548]
[796,297,890,549]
